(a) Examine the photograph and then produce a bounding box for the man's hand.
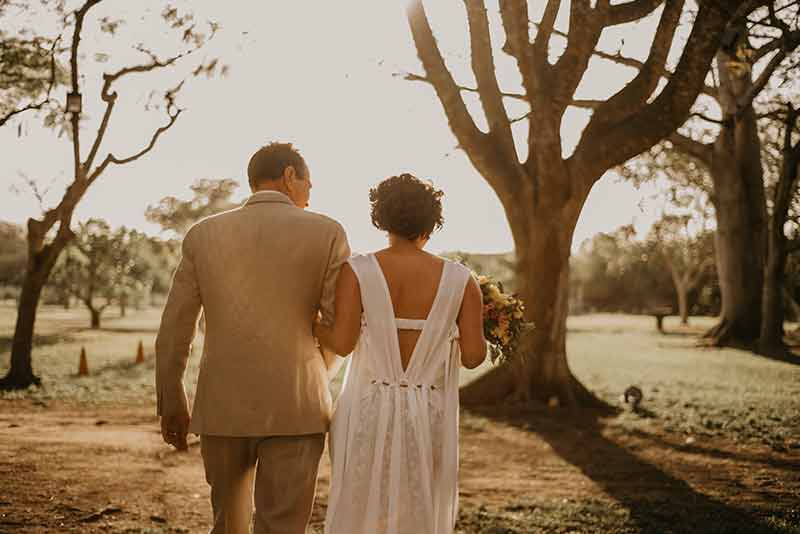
[160,412,190,451]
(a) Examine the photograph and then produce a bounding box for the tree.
[145,178,240,236]
[0,1,66,128]
[1,1,218,389]
[648,214,715,325]
[52,219,153,328]
[0,221,26,290]
[759,104,800,354]
[406,0,744,406]
[663,1,800,347]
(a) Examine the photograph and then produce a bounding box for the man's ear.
[282,165,297,191]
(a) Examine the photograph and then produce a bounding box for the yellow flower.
[513,309,524,319]
[488,285,502,301]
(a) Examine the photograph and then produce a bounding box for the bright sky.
[0,1,673,254]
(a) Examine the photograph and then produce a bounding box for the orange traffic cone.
[78,347,89,376]
[135,340,145,365]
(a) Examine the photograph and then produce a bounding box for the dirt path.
[1,400,798,533]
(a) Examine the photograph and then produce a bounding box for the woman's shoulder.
[437,256,473,278]
[345,253,375,279]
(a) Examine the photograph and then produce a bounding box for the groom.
[155,142,350,534]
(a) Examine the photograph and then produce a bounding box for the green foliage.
[442,251,516,292]
[49,219,166,323]
[0,221,26,288]
[146,178,240,236]
[572,226,683,314]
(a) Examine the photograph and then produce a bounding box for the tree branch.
[573,0,736,182]
[668,132,713,166]
[498,0,534,96]
[533,22,720,99]
[87,83,184,184]
[552,0,604,112]
[406,0,504,184]
[606,0,666,26]
[464,0,517,162]
[532,0,561,79]
[582,0,685,139]
[737,30,800,113]
[70,0,104,182]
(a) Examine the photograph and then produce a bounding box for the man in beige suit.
[155,142,350,534]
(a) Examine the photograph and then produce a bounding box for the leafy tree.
[648,215,715,325]
[0,221,26,291]
[52,219,153,328]
[2,1,219,389]
[145,178,240,236]
[406,0,745,406]
[0,1,67,127]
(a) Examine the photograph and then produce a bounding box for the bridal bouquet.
[476,275,533,364]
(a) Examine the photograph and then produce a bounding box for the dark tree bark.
[705,32,767,346]
[759,106,800,354]
[407,0,741,406]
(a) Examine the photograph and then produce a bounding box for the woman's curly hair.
[369,173,444,241]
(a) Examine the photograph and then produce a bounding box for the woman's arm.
[457,276,487,369]
[314,262,363,356]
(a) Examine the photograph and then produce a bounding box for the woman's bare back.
[373,249,445,371]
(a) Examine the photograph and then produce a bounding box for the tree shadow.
[82,327,158,335]
[753,345,800,367]
[625,428,800,472]
[465,403,785,533]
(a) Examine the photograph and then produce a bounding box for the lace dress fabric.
[324,254,470,534]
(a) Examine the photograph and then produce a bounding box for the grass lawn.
[1,304,798,533]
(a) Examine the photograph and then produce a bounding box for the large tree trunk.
[461,199,599,408]
[760,236,786,353]
[1,274,46,389]
[759,116,800,354]
[705,42,767,347]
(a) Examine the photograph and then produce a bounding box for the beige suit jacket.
[155,191,350,437]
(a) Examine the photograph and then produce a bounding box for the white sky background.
[0,1,678,254]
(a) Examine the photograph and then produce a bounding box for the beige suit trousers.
[200,433,325,534]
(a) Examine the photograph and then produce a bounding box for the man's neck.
[253,185,289,196]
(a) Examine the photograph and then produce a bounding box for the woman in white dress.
[314,174,487,534]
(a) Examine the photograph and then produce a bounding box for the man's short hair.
[247,142,308,191]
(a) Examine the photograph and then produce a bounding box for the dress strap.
[395,318,426,330]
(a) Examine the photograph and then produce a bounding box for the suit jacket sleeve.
[319,222,351,327]
[155,228,202,417]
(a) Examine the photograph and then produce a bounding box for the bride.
[314,173,487,534]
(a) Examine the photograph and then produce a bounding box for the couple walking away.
[155,142,487,534]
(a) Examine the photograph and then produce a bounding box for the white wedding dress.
[325,253,471,534]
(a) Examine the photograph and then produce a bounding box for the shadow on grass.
[626,428,800,472]
[72,327,158,335]
[466,403,789,534]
